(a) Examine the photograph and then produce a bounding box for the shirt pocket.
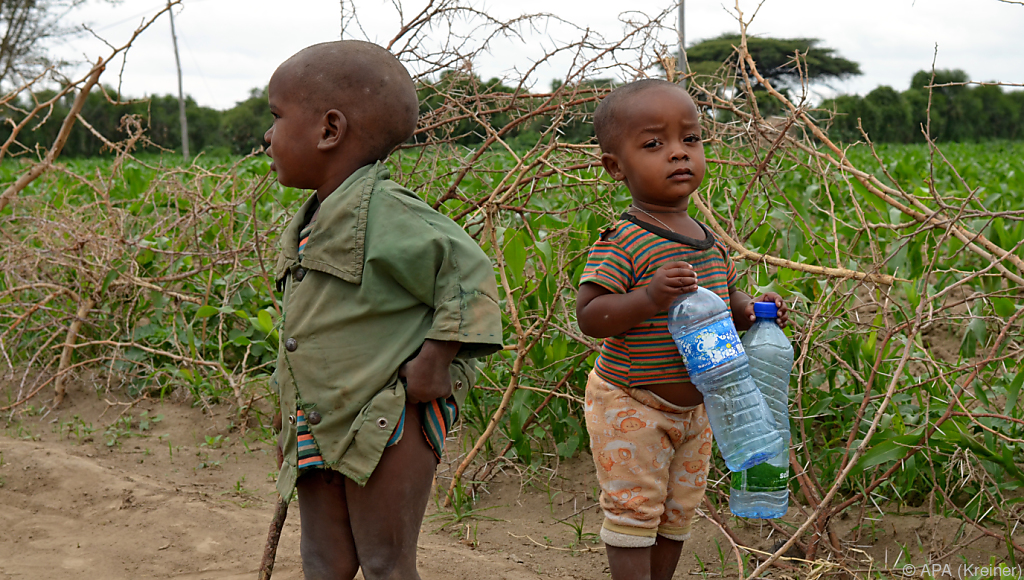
[274,253,294,293]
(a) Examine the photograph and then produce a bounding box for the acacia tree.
[685,33,861,90]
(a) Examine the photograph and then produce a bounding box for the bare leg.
[651,536,684,580]
[605,536,684,580]
[295,469,359,580]
[346,401,437,580]
[607,545,652,580]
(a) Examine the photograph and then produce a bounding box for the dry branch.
[51,298,95,408]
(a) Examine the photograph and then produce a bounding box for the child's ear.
[601,152,625,182]
[318,109,347,151]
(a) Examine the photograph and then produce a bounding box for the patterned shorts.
[296,397,457,475]
[584,370,713,548]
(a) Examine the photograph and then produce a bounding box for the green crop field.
[4,139,1022,528]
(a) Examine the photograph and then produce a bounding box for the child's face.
[264,68,324,190]
[601,86,705,209]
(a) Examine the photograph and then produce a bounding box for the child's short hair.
[283,40,419,161]
[593,79,689,154]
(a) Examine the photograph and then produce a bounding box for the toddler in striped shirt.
[576,79,788,580]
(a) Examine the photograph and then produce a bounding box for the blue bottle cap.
[753,301,778,318]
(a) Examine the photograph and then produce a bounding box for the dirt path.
[0,381,1014,579]
[0,384,612,579]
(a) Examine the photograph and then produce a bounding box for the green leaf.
[535,239,552,268]
[195,305,219,319]
[853,433,923,474]
[968,317,987,344]
[974,382,991,407]
[902,281,920,312]
[805,396,834,417]
[101,268,120,294]
[256,310,274,335]
[993,297,1015,318]
[504,232,527,288]
[1006,371,1023,415]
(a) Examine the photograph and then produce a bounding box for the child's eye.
[684,134,701,143]
[643,139,660,149]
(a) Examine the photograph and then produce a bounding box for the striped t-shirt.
[580,214,738,389]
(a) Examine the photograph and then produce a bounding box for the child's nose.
[264,126,273,144]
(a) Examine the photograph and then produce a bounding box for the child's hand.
[744,293,789,328]
[644,261,698,310]
[399,340,461,403]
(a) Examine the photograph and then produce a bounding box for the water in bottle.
[667,287,784,472]
[730,301,794,519]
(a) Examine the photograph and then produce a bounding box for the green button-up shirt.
[272,162,502,498]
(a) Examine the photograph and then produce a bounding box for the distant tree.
[685,34,861,89]
[863,86,912,142]
[221,87,272,155]
[821,68,1024,144]
[0,0,89,87]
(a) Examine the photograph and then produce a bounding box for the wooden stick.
[444,344,526,507]
[51,298,95,408]
[257,497,289,580]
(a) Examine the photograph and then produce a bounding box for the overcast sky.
[51,0,1024,111]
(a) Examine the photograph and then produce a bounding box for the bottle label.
[678,319,744,376]
[731,462,789,492]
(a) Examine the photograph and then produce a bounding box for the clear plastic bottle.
[667,287,784,472]
[729,301,794,519]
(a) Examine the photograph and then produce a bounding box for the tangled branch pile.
[1,1,1021,576]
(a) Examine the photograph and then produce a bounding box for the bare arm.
[576,261,697,338]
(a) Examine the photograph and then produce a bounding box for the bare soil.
[0,378,1014,579]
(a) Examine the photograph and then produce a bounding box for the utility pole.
[168,1,190,159]
[678,0,687,87]
[340,0,344,38]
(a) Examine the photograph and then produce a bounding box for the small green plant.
[200,434,227,449]
[104,415,133,447]
[195,458,222,470]
[713,538,730,578]
[694,553,710,580]
[231,476,255,496]
[428,478,502,530]
[137,410,163,432]
[58,415,96,444]
[11,424,39,441]
[557,511,600,552]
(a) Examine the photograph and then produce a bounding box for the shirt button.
[376,417,389,429]
[455,380,463,391]
[285,338,298,352]
[307,411,322,425]
[287,414,296,425]
[294,267,306,282]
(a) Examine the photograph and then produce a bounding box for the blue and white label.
[678,319,744,375]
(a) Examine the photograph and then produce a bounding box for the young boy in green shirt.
[266,40,502,579]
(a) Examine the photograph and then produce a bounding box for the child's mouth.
[669,169,692,180]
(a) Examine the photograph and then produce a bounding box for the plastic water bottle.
[730,301,794,519]
[667,287,784,472]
